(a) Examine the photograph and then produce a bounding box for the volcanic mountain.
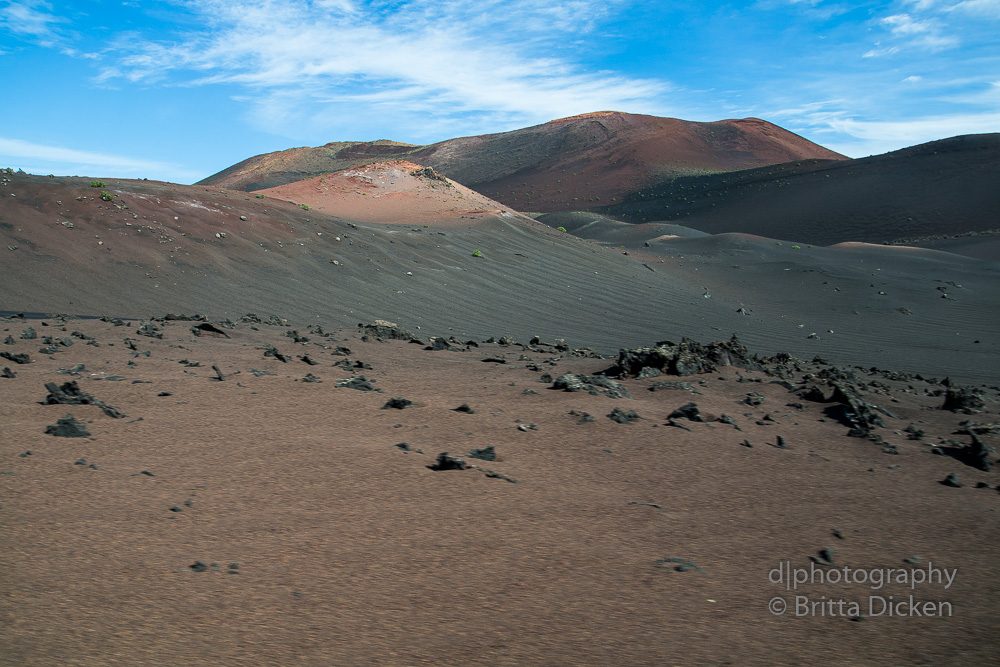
[589,133,1000,253]
[198,112,846,211]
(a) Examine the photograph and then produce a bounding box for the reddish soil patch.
[251,161,524,225]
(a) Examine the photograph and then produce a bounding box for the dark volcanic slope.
[1,172,998,385]
[198,112,846,211]
[597,134,1000,247]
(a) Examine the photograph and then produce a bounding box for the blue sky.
[1,0,998,184]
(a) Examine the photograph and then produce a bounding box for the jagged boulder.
[552,374,631,399]
[360,320,415,341]
[611,335,760,377]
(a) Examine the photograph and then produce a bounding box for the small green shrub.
[100,190,113,201]
[255,194,265,199]
[556,226,567,232]
[90,180,106,188]
[472,249,483,258]
[300,204,310,210]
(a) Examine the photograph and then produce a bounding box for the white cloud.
[0,136,201,181]
[948,0,1000,18]
[0,0,65,44]
[875,13,959,52]
[791,111,1000,156]
[902,75,923,82]
[94,0,664,139]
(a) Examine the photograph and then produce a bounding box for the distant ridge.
[596,133,1000,247]
[198,112,846,210]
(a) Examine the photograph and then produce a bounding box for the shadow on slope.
[596,134,1000,253]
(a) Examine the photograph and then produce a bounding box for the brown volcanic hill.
[201,139,419,193]
[198,112,846,211]
[595,133,1000,252]
[251,160,524,225]
[1,171,998,385]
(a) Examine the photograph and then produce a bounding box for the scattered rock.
[608,407,640,424]
[137,322,163,338]
[744,392,765,406]
[809,549,836,566]
[212,364,225,381]
[302,373,322,383]
[612,335,760,377]
[468,445,496,461]
[941,387,985,414]
[552,373,631,399]
[336,376,375,391]
[666,419,692,431]
[381,397,412,409]
[824,382,886,438]
[718,414,740,429]
[428,453,468,471]
[655,557,704,573]
[1,367,15,378]
[43,381,124,418]
[190,322,231,338]
[668,402,704,422]
[940,473,962,488]
[483,470,517,483]
[569,410,594,424]
[0,351,30,365]
[360,320,415,341]
[452,403,475,414]
[45,414,90,437]
[263,346,290,362]
[425,337,463,351]
[941,433,994,472]
[649,381,700,394]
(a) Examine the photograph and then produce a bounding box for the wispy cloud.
[0,0,66,45]
[865,13,959,56]
[94,0,665,140]
[0,136,202,181]
[948,0,1000,18]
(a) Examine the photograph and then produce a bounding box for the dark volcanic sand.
[1,172,998,385]
[1,315,999,665]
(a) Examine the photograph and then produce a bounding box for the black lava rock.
[45,414,90,438]
[428,453,468,471]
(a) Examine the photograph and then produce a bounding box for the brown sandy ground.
[1,315,998,666]
[2,172,998,386]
